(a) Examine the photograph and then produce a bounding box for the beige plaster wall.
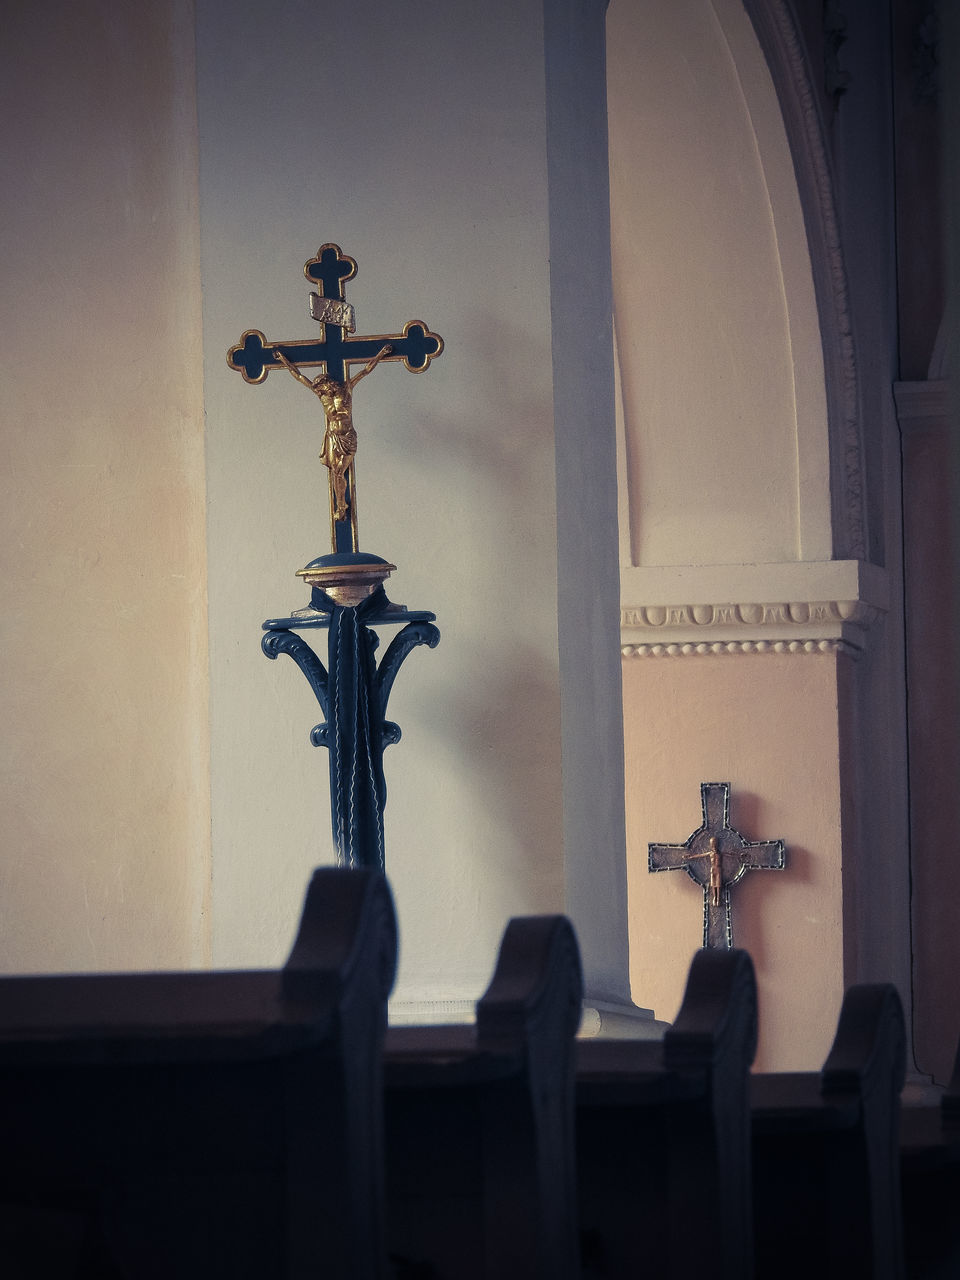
[609,0,859,1068]
[608,0,831,570]
[0,1,210,972]
[624,652,845,1071]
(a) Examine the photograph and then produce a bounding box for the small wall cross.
[648,782,786,949]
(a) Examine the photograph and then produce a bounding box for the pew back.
[0,867,397,1280]
[751,983,906,1280]
[575,948,757,1280]
[900,1034,960,1279]
[384,914,583,1280]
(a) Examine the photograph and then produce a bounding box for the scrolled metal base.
[263,586,438,871]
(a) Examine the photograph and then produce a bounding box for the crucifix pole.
[228,243,443,871]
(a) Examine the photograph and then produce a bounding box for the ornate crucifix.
[227,243,443,872]
[648,782,786,949]
[228,242,443,556]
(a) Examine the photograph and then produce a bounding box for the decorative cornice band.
[620,594,879,657]
[621,598,879,630]
[620,560,888,655]
[622,638,854,658]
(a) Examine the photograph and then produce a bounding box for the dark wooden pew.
[900,1037,960,1279]
[750,982,906,1280]
[0,867,397,1280]
[383,914,583,1280]
[575,948,758,1280]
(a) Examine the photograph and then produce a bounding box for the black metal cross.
[648,782,785,949]
[228,243,443,554]
[227,243,443,384]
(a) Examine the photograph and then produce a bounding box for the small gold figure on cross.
[274,343,392,523]
[649,783,786,948]
[682,836,747,908]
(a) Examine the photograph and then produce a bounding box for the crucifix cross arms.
[227,243,443,384]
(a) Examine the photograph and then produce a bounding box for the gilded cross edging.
[227,244,443,384]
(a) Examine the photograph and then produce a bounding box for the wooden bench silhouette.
[383,914,583,1280]
[575,948,758,1280]
[0,867,397,1280]
[900,1034,960,1279]
[750,982,906,1280]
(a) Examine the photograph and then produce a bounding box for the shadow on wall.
[397,630,564,897]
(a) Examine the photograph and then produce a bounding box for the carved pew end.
[751,982,906,1280]
[0,867,398,1280]
[384,914,583,1280]
[575,947,758,1280]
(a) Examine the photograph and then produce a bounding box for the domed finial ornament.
[296,552,397,609]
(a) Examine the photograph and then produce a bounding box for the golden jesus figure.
[274,344,392,522]
[684,836,747,908]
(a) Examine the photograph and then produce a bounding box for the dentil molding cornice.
[620,559,888,657]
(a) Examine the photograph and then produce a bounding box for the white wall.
[197,0,626,1005]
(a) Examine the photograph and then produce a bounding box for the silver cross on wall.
[648,782,786,949]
